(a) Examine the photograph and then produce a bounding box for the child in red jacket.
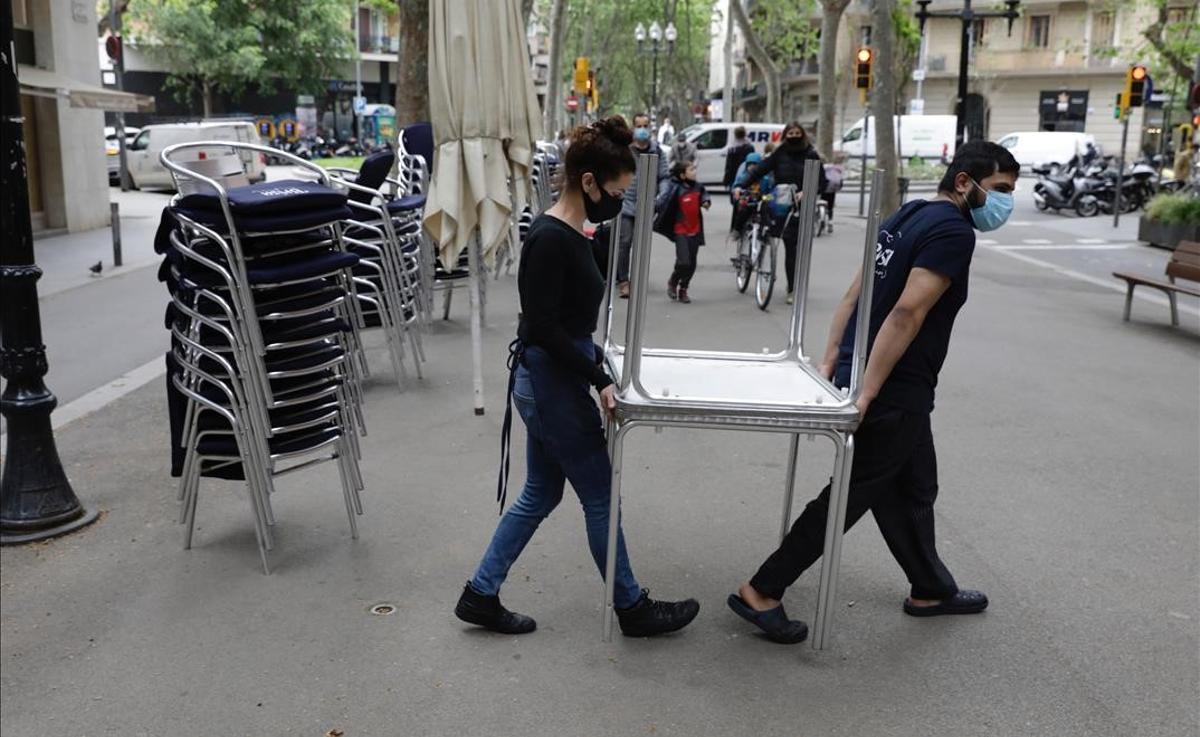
[655,161,711,303]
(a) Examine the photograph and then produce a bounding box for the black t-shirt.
[516,214,612,389]
[834,200,975,413]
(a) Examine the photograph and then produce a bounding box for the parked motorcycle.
[1032,164,1105,217]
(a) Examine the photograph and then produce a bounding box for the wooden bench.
[1113,240,1200,327]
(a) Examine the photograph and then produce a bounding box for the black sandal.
[726,593,808,644]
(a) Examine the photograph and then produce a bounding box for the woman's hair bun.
[591,116,633,147]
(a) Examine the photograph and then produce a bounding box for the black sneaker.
[616,590,700,637]
[454,583,537,634]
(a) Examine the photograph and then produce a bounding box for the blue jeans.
[470,339,643,609]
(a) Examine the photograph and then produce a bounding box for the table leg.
[602,422,627,642]
[780,433,801,544]
[811,432,856,650]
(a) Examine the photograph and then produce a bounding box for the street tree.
[871,0,900,216]
[729,0,781,122]
[127,0,353,117]
[550,0,712,127]
[542,0,568,140]
[1139,0,1198,99]
[816,0,852,159]
[394,0,429,123]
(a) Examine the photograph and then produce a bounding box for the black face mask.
[583,181,624,222]
[784,137,806,150]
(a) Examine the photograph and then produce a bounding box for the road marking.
[1076,238,1109,244]
[1006,220,1034,226]
[977,238,998,246]
[0,356,166,453]
[1021,238,1053,245]
[978,245,1200,319]
[995,244,1134,251]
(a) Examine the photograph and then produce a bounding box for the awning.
[18,65,155,113]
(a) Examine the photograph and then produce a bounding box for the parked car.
[123,121,267,190]
[996,131,1099,173]
[104,125,141,182]
[672,122,785,187]
[836,115,957,160]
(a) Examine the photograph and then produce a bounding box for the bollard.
[110,201,122,267]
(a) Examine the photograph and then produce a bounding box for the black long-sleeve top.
[744,142,828,194]
[516,214,613,390]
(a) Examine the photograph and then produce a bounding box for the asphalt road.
[1,188,1196,735]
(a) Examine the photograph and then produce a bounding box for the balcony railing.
[975,48,1087,71]
[360,35,399,54]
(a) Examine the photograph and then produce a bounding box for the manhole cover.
[369,603,396,616]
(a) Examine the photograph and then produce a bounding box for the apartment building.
[712,0,1191,158]
[15,0,151,233]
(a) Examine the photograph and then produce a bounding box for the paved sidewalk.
[2,209,1196,736]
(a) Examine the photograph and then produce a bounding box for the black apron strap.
[496,338,524,513]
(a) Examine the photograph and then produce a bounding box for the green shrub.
[1144,193,1200,225]
[903,157,947,182]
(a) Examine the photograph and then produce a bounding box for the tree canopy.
[127,0,355,114]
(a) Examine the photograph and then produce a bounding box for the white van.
[674,122,785,186]
[836,115,957,160]
[125,121,267,190]
[994,131,1099,172]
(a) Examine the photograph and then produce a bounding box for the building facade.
[14,0,127,233]
[711,0,1192,159]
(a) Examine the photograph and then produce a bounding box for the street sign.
[565,96,579,112]
[912,68,926,82]
[909,98,925,115]
[353,96,367,114]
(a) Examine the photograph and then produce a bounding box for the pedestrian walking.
[734,121,827,305]
[723,126,756,189]
[671,132,697,166]
[657,116,675,145]
[455,116,700,638]
[654,160,711,303]
[726,141,1020,644]
[616,113,669,300]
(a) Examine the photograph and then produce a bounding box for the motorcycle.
[1032,163,1105,217]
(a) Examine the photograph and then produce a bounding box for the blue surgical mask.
[633,127,651,142]
[968,179,1014,232]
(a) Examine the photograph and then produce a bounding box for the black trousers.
[782,216,799,294]
[616,214,635,283]
[750,404,960,601]
[669,234,702,288]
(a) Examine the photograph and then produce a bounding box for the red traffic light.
[105,35,122,63]
[856,47,873,63]
[1130,65,1147,81]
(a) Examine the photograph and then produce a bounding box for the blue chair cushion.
[245,250,359,285]
[351,151,397,203]
[386,194,426,213]
[172,204,353,235]
[178,179,346,214]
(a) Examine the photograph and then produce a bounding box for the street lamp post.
[915,0,1020,150]
[634,20,677,125]
[1,2,98,544]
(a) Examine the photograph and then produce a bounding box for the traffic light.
[573,57,590,96]
[104,35,122,64]
[1125,64,1148,108]
[854,47,874,91]
[586,70,599,113]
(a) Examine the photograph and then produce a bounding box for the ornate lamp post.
[915,0,1021,150]
[634,19,677,125]
[1,3,98,544]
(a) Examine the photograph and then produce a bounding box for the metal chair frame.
[599,156,885,650]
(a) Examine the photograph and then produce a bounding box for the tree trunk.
[394,0,429,125]
[817,0,851,159]
[722,0,734,122]
[522,0,533,26]
[542,0,567,141]
[201,79,212,118]
[729,0,780,122]
[871,0,900,216]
